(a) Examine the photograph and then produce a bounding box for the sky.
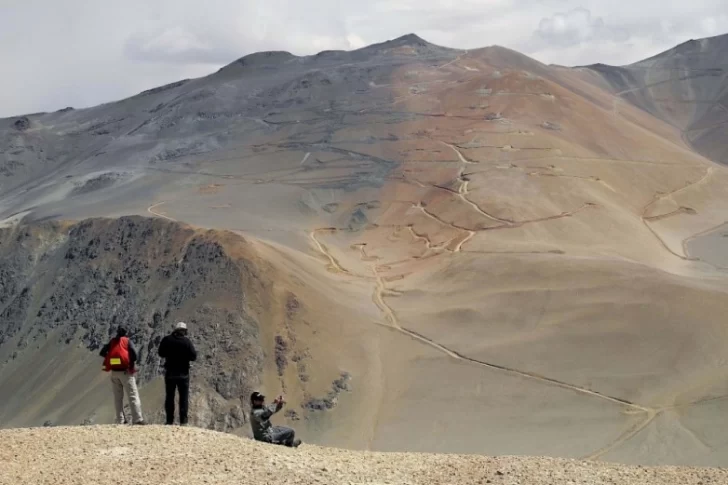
[1,0,727,117]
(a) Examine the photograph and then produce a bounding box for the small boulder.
[14,117,30,131]
[541,121,561,131]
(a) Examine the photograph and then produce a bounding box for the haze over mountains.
[2,32,728,467]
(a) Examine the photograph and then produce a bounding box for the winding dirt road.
[309,229,352,274]
[640,166,714,261]
[147,201,176,221]
[297,135,726,461]
[308,219,662,463]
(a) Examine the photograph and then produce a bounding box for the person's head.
[250,391,265,407]
[116,327,128,338]
[173,321,187,336]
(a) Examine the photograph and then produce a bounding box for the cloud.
[534,8,629,47]
[525,2,728,66]
[125,27,237,65]
[122,0,357,64]
[1,0,728,117]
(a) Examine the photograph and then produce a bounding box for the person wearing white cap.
[158,322,197,425]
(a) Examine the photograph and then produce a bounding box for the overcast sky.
[1,0,727,117]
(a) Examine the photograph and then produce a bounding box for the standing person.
[250,391,301,447]
[100,327,145,425]
[158,322,197,426]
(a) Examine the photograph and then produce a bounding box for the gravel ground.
[1,426,726,485]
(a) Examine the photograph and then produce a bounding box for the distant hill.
[582,33,728,163]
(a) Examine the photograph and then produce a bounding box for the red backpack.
[103,336,130,371]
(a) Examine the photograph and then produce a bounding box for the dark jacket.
[100,337,138,368]
[250,402,284,441]
[158,332,197,377]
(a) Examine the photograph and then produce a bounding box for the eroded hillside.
[0,217,313,430]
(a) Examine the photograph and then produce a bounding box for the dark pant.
[268,426,296,446]
[164,375,189,425]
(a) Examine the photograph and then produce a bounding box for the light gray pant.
[110,370,143,424]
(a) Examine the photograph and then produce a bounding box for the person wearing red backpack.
[100,326,145,425]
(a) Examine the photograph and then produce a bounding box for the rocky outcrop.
[0,216,272,431]
[302,372,351,411]
[13,117,30,131]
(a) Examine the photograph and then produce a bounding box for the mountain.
[580,33,728,163]
[3,32,728,466]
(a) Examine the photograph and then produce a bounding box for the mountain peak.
[358,33,436,52]
[234,50,297,66]
[391,33,431,46]
[631,32,728,66]
[216,50,298,75]
[216,50,297,73]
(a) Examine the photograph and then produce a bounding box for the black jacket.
[158,332,197,377]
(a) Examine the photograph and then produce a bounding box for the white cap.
[175,321,187,330]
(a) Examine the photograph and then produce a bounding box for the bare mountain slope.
[3,34,728,466]
[580,33,728,163]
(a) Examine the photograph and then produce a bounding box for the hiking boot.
[133,421,147,426]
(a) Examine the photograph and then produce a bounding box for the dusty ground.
[1,426,726,485]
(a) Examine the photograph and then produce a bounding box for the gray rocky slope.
[583,33,728,164]
[0,34,458,226]
[0,217,270,429]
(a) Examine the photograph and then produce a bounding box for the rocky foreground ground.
[0,426,726,485]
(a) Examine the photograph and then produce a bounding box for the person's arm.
[269,398,284,414]
[255,407,273,420]
[259,403,280,420]
[127,339,139,367]
[99,342,110,357]
[187,338,197,362]
[158,336,167,358]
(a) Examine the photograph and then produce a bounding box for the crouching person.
[250,392,301,447]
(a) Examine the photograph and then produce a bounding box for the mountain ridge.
[0,33,541,120]
[581,31,728,164]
